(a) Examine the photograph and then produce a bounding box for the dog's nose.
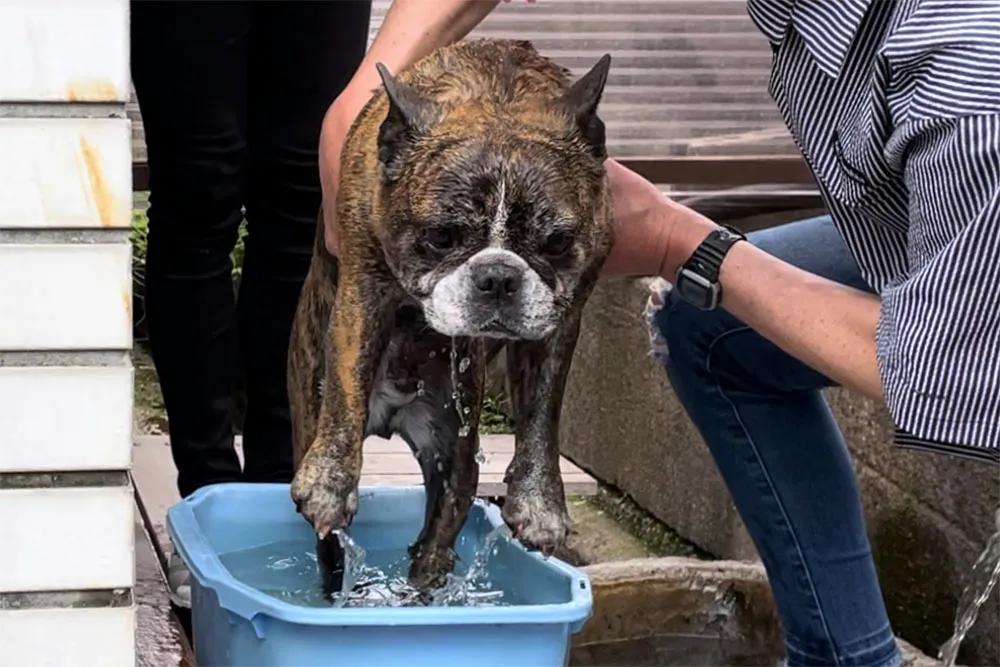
[472,263,522,299]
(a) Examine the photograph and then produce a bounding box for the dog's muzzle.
[422,248,557,339]
[471,254,523,302]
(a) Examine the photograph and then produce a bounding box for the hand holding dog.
[320,0,537,257]
[600,159,719,280]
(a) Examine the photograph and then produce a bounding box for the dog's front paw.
[407,543,456,592]
[502,481,570,556]
[290,459,359,539]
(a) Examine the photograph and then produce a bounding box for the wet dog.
[287,38,613,596]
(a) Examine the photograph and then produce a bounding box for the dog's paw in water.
[502,484,571,556]
[407,543,457,592]
[290,460,359,539]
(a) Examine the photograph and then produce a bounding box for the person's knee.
[646,279,722,380]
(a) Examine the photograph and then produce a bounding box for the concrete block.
[0,118,132,229]
[0,607,135,667]
[0,243,131,351]
[0,486,134,592]
[0,0,129,102]
[560,277,757,560]
[570,557,942,666]
[0,365,133,472]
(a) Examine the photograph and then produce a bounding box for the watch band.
[685,224,746,283]
[674,224,746,310]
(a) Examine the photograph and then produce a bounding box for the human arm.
[320,0,534,254]
[602,159,885,400]
[605,105,1000,459]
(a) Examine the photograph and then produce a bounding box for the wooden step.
[132,433,597,561]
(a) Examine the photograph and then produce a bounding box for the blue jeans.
[649,215,902,667]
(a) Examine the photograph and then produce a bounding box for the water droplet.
[458,357,470,373]
[463,406,470,415]
[476,448,486,464]
[458,425,470,438]
[429,350,436,358]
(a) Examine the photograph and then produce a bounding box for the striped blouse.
[745,0,999,462]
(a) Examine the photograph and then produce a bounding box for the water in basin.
[219,524,519,609]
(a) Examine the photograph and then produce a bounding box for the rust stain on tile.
[79,136,127,227]
[65,79,120,102]
[122,287,132,322]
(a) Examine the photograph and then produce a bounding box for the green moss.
[591,484,711,559]
[479,392,512,434]
[870,498,967,664]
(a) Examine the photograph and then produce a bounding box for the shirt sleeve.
[877,4,1000,462]
[877,112,1000,462]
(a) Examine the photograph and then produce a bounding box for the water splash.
[938,506,1000,667]
[430,524,512,607]
[329,529,368,608]
[449,339,466,433]
[449,338,485,463]
[331,524,515,608]
[221,525,517,609]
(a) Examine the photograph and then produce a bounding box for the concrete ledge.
[571,558,944,667]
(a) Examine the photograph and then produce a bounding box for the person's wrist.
[657,201,720,281]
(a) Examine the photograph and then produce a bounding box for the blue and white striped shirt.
[746,0,1000,462]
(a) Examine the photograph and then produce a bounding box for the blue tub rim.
[166,482,594,630]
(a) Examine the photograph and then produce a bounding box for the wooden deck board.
[132,433,597,561]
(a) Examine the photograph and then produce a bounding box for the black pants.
[131,1,371,498]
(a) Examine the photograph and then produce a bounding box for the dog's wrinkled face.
[373,56,612,340]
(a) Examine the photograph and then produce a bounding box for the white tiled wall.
[0,119,133,228]
[0,366,133,472]
[0,1,135,665]
[0,607,136,667]
[0,243,132,350]
[0,487,135,592]
[0,0,129,103]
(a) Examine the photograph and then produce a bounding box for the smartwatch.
[674,224,747,311]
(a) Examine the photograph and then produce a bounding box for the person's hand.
[600,159,718,279]
[600,159,674,278]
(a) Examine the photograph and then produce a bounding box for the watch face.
[676,269,718,310]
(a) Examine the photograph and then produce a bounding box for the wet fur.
[287,38,613,596]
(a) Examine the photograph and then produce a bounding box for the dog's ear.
[561,54,612,160]
[376,62,435,183]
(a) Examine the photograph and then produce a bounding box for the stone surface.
[560,277,758,560]
[135,509,191,667]
[559,276,1000,666]
[570,558,943,667]
[559,495,660,566]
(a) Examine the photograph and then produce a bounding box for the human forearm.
[338,0,501,112]
[663,204,885,400]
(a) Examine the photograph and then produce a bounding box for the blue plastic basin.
[167,483,593,666]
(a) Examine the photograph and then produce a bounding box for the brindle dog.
[287,38,613,596]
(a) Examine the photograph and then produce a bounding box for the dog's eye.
[423,226,459,251]
[542,230,574,257]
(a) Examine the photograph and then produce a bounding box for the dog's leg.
[405,336,485,591]
[290,269,395,540]
[502,308,586,555]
